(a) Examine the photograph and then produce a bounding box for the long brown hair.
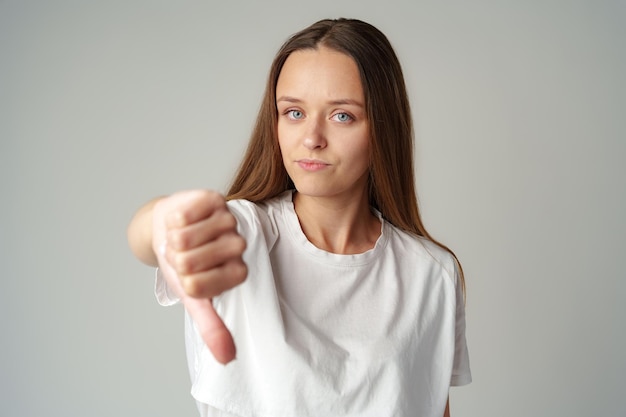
[227,18,465,292]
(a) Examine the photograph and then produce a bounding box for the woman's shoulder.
[226,191,291,248]
[385,223,459,282]
[226,191,289,221]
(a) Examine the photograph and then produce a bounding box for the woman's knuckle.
[236,236,247,252]
[225,234,246,253]
[174,253,192,274]
[168,230,185,249]
[231,262,248,285]
[206,191,226,206]
[181,276,200,297]
[224,213,237,229]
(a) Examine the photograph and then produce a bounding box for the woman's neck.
[292,190,381,254]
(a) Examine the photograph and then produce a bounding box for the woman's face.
[276,46,370,202]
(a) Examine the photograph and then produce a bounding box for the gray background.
[1,1,624,416]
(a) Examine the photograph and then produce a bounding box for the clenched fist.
[152,190,247,364]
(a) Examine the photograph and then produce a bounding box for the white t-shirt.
[156,191,471,417]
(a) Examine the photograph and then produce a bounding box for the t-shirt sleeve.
[154,267,181,306]
[153,198,277,308]
[450,262,472,386]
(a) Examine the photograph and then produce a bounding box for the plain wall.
[1,1,624,416]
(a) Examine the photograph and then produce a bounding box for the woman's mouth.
[297,159,330,172]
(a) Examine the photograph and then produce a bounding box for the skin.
[126,45,451,415]
[276,47,380,254]
[127,190,246,364]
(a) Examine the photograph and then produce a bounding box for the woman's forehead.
[276,47,364,104]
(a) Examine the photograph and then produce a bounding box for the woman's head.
[229,18,416,232]
[228,17,464,293]
[275,46,371,203]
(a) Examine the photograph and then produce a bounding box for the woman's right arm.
[126,191,247,364]
[127,197,164,267]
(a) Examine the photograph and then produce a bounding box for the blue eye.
[333,112,353,122]
[288,110,304,120]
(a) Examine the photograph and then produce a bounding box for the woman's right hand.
[151,190,247,364]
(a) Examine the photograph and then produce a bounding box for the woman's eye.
[287,110,304,120]
[332,112,353,123]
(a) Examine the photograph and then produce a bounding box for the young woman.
[128,18,471,417]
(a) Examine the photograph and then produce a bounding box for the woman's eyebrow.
[328,98,364,107]
[276,96,364,107]
[276,96,302,104]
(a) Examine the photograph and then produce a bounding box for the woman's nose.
[303,117,327,150]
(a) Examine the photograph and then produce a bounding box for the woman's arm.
[126,191,247,364]
[127,197,163,266]
[444,397,450,417]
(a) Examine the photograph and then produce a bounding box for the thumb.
[158,254,237,364]
[158,254,237,365]
[183,297,236,365]
[159,255,236,365]
[183,296,237,364]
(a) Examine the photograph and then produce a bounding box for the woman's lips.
[297,159,330,172]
